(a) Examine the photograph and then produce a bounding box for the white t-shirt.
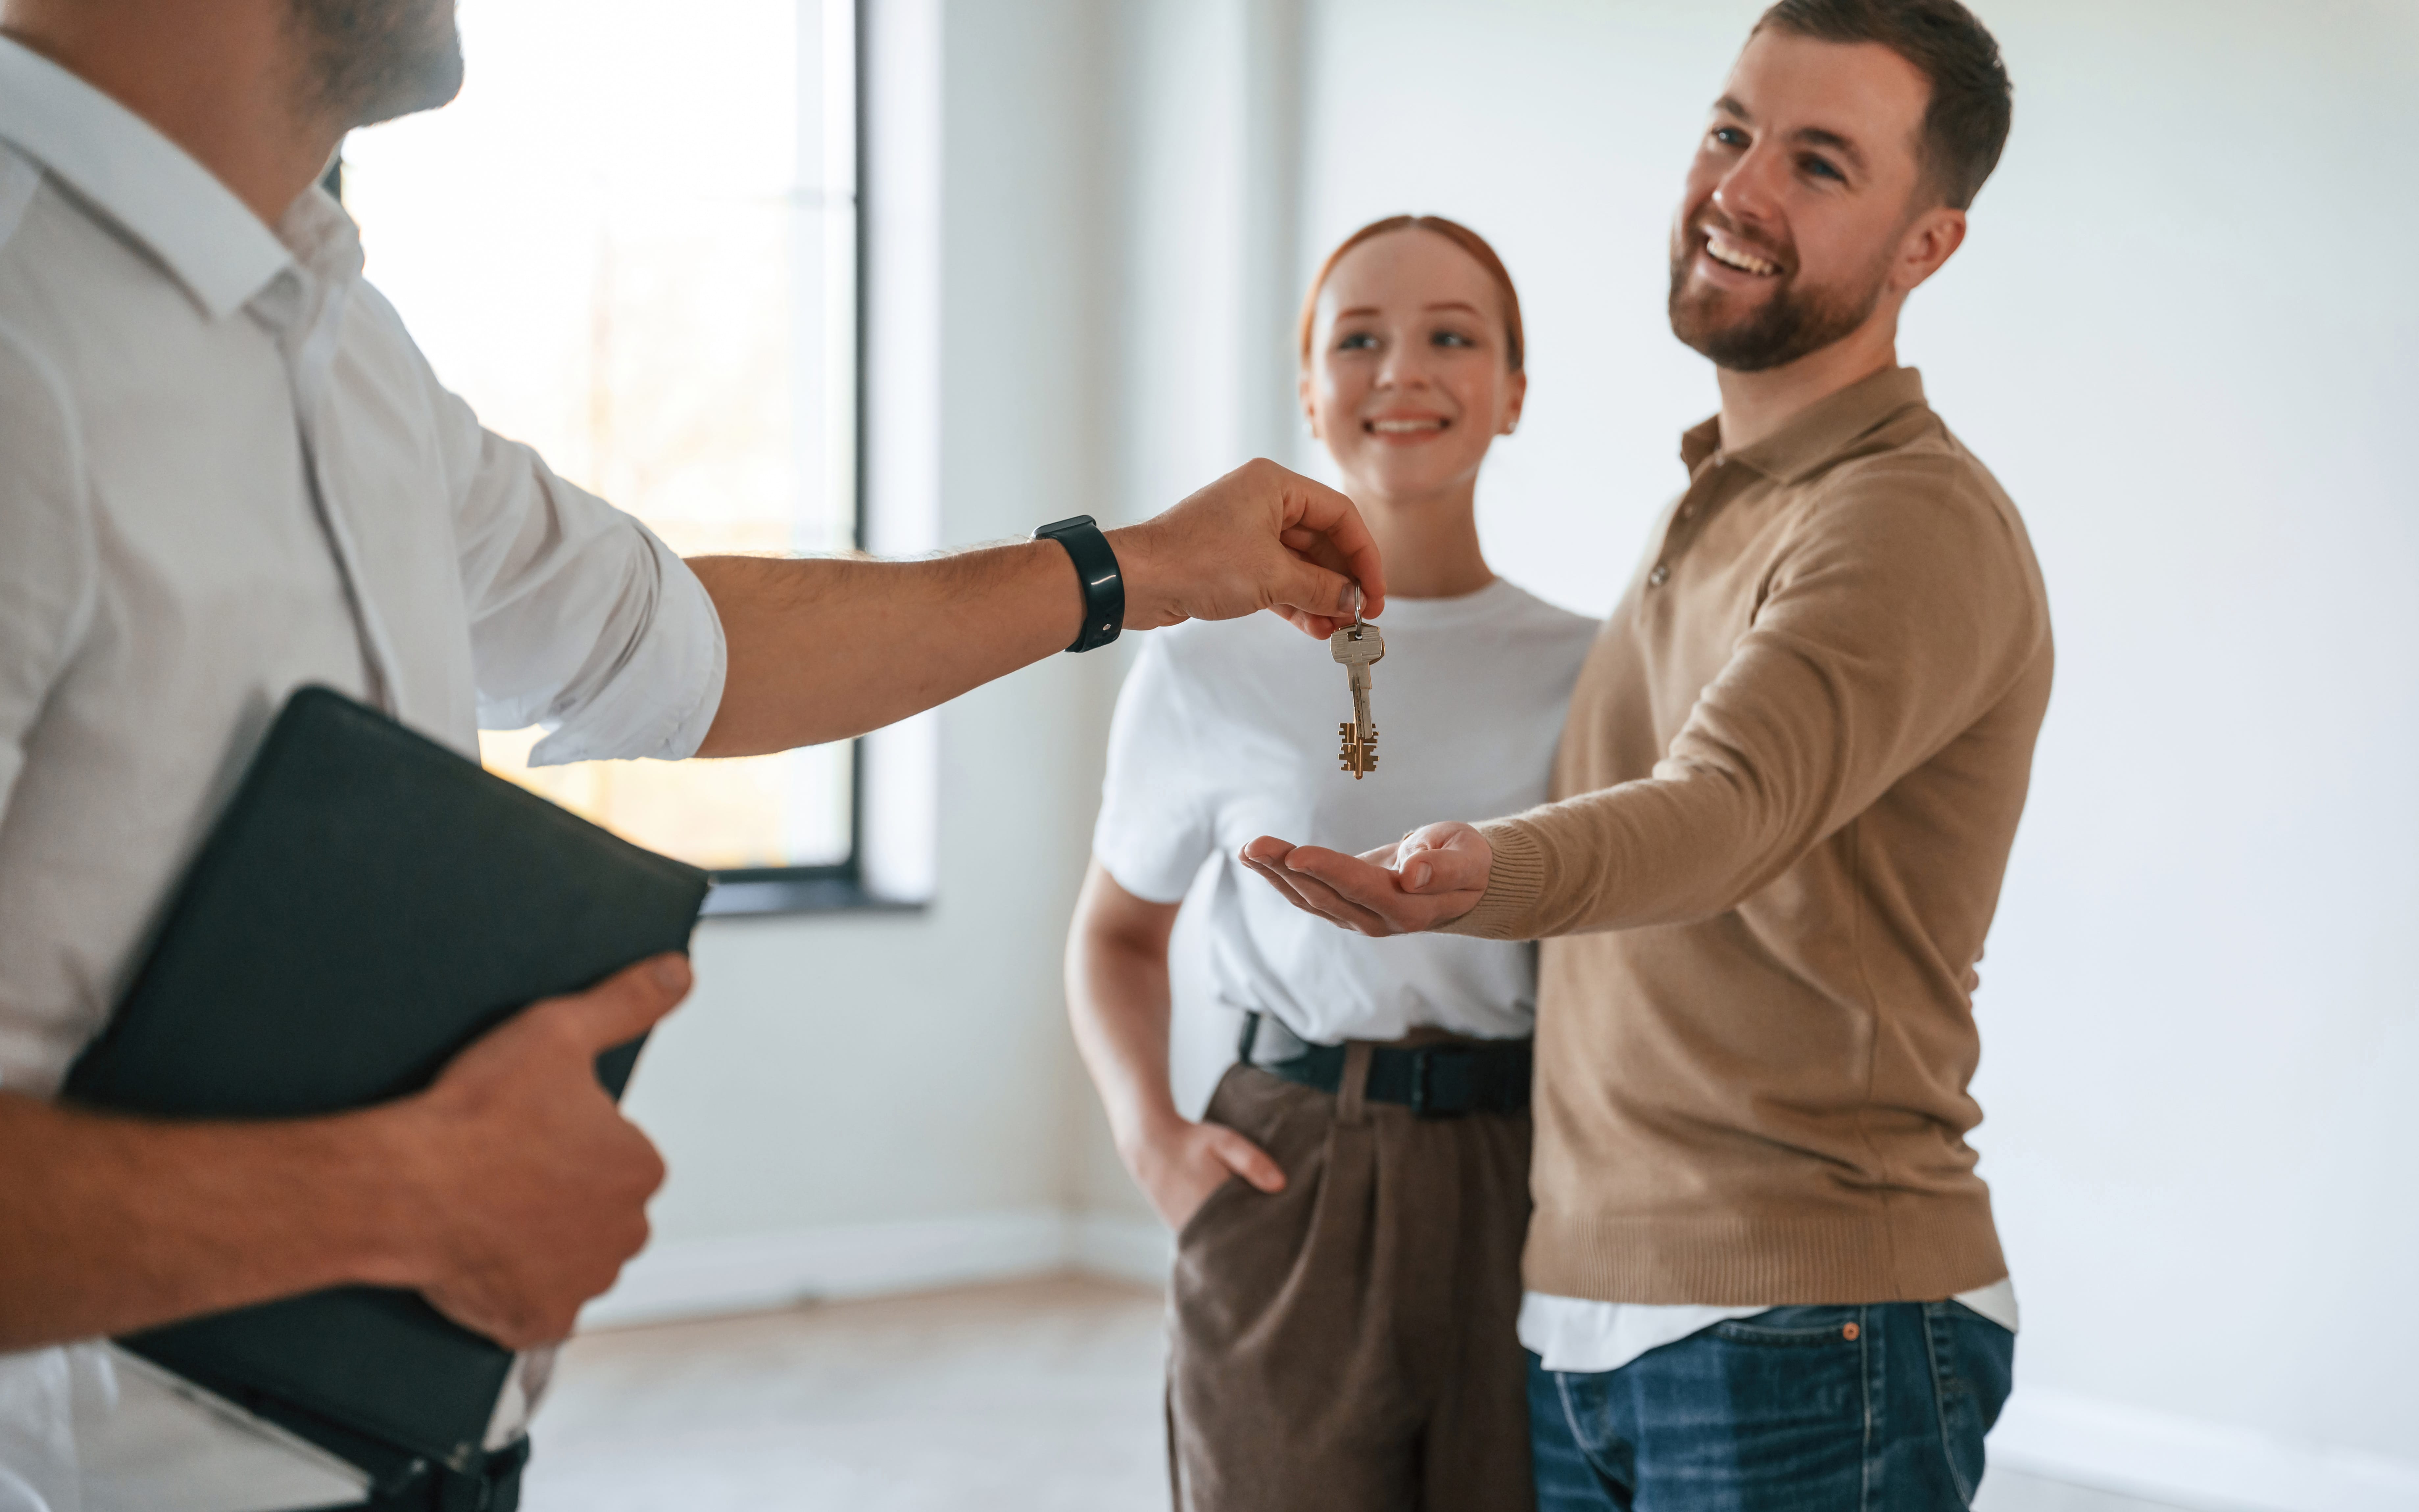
[1093,578,1598,1046]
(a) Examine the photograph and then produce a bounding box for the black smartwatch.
[1033,514,1124,653]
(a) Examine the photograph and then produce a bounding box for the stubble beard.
[1666,220,1889,375]
[288,0,466,130]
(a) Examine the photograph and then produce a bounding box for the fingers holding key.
[1110,459,1384,640]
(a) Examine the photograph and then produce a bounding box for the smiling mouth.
[1366,417,1449,435]
[1703,230,1784,278]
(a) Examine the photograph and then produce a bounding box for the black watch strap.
[1033,514,1124,653]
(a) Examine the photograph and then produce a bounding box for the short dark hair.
[1755,0,2013,211]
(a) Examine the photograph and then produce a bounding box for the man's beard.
[289,0,465,130]
[1667,221,1888,374]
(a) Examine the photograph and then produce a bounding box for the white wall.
[1082,0,1324,1208]
[591,0,1299,1318]
[1293,0,2419,1500]
[599,0,1139,1310]
[1939,1,2419,1491]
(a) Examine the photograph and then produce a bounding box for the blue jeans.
[1529,1302,2015,1511]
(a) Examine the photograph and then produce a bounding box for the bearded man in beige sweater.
[1246,2,2046,1507]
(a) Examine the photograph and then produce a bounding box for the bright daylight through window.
[343,0,859,879]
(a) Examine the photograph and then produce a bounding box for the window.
[343,0,863,913]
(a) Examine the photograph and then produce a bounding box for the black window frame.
[710,0,885,918]
[333,1,896,920]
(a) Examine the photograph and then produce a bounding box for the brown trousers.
[1168,1054,1534,1512]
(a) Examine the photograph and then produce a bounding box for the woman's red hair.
[1297,214,1525,373]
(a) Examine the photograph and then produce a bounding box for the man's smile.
[1702,228,1784,277]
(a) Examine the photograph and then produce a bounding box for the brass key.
[1331,595,1384,779]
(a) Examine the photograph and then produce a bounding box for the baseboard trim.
[1071,1211,1174,1286]
[578,1210,1171,1331]
[1990,1386,2419,1512]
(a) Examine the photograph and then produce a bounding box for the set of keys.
[1330,588,1384,779]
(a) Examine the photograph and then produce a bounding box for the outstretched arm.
[1244,472,2045,940]
[696,458,1385,757]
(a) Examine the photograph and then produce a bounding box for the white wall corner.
[1239,0,1310,466]
[855,0,944,905]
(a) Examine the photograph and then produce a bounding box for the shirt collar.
[1678,366,1931,484]
[0,35,294,319]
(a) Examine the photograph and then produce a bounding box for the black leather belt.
[1238,1011,1531,1118]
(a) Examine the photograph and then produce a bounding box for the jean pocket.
[1710,1305,1868,1347]
[1926,1302,2016,1505]
[1629,1308,1870,1497]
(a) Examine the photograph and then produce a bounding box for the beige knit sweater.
[1450,367,2052,1303]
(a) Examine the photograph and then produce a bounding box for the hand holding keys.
[1330,587,1383,779]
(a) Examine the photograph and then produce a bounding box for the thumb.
[1274,556,1359,624]
[1211,1128,1287,1193]
[553,953,693,1052]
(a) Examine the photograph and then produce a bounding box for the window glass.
[343,0,857,871]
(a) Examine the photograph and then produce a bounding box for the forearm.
[1449,771,1784,940]
[692,457,1387,757]
[692,541,1085,757]
[1451,643,2018,942]
[1068,950,1182,1148]
[0,1091,427,1350]
[1064,890,1183,1149]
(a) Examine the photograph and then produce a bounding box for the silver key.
[1330,601,1384,780]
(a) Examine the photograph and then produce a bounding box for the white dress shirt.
[0,37,726,1511]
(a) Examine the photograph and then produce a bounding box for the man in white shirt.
[0,1,1383,1507]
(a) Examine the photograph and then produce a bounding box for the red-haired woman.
[1066,216,1596,1511]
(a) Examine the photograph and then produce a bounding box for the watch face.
[1037,514,1095,537]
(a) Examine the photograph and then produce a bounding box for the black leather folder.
[63,685,710,1487]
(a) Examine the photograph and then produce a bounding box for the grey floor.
[523,1275,2190,1511]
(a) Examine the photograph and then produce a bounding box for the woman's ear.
[1501,369,1529,436]
[1298,370,1321,440]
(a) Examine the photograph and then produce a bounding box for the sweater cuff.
[1441,820,1546,939]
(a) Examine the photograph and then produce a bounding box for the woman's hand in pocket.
[1124,1115,1287,1232]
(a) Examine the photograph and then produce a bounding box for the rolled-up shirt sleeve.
[438,387,727,766]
